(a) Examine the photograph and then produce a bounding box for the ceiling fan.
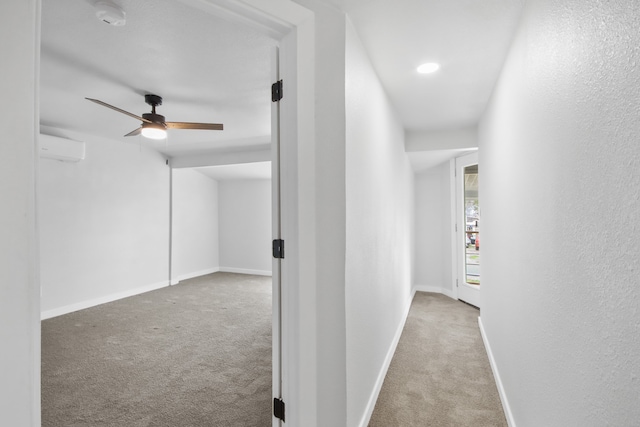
[85,94,223,140]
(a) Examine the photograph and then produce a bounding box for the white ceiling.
[340,0,524,131]
[40,0,275,157]
[40,0,523,177]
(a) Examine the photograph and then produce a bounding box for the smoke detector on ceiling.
[95,1,126,26]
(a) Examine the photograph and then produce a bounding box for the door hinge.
[455,223,457,232]
[272,80,283,102]
[274,397,285,422]
[456,278,459,287]
[273,239,285,259]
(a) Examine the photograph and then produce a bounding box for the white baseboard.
[43,267,271,319]
[358,288,417,427]
[171,267,221,285]
[478,317,516,427]
[219,267,272,277]
[414,284,455,299]
[41,280,170,320]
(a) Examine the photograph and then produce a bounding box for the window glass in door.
[464,165,480,285]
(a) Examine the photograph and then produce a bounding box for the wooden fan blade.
[166,121,224,131]
[85,98,152,123]
[124,127,142,137]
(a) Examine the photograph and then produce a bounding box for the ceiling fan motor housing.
[142,113,166,126]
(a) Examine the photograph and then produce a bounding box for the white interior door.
[271,45,283,427]
[455,151,481,308]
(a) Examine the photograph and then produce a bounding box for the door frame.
[453,151,481,308]
[29,1,316,426]
[271,45,282,426]
[166,3,315,425]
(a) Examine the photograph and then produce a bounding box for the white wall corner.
[172,267,221,285]
[41,280,171,320]
[478,317,516,427]
[357,288,417,427]
[413,284,455,300]
[218,267,272,276]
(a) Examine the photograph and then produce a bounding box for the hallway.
[370,293,505,426]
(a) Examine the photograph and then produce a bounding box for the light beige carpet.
[369,292,507,427]
[41,272,272,427]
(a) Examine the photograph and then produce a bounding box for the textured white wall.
[218,180,272,275]
[479,0,640,425]
[345,19,415,427]
[414,162,453,296]
[39,134,170,315]
[171,169,220,282]
[0,0,39,424]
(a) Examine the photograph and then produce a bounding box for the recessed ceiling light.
[417,62,440,74]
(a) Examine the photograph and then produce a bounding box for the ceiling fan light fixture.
[141,123,167,140]
[85,95,224,139]
[417,62,440,74]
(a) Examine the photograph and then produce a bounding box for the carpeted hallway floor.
[43,278,505,426]
[41,272,272,427]
[369,292,507,427]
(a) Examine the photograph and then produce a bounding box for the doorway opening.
[455,151,480,308]
[33,0,312,424]
[38,0,285,425]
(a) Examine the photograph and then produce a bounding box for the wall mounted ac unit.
[39,134,86,162]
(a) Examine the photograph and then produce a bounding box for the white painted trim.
[357,288,417,427]
[478,317,516,427]
[41,280,170,320]
[172,267,221,285]
[271,43,283,427]
[42,266,272,320]
[449,159,458,300]
[219,267,272,276]
[169,166,175,286]
[276,16,317,426]
[414,284,455,299]
[176,0,295,40]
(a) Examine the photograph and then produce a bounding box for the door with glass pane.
[455,152,480,308]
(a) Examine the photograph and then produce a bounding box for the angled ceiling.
[40,0,523,174]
